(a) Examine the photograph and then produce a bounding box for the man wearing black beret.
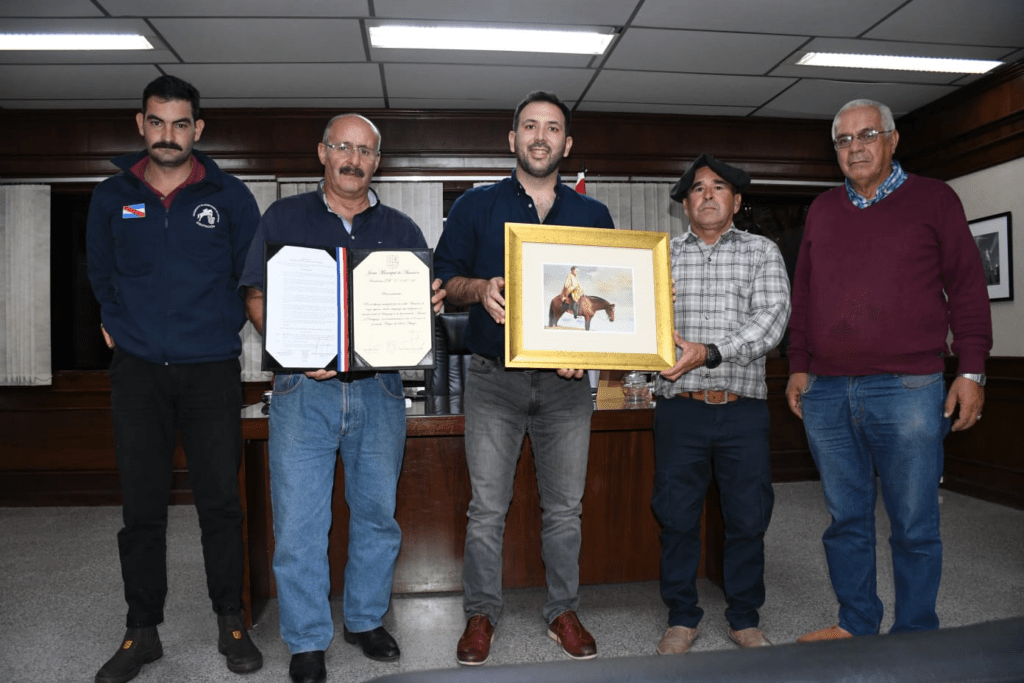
[652,154,791,654]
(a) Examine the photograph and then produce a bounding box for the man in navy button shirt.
[434,91,615,665]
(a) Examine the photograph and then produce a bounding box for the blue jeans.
[268,372,406,654]
[653,397,774,630]
[462,355,593,624]
[801,373,950,635]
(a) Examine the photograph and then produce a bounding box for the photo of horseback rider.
[563,266,584,318]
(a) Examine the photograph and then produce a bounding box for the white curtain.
[0,185,51,386]
[239,181,278,382]
[279,182,318,199]
[374,182,444,248]
[587,182,687,238]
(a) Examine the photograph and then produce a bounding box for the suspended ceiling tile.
[577,101,757,117]
[631,0,906,37]
[865,0,1024,47]
[151,18,366,62]
[163,63,384,99]
[383,63,592,103]
[0,0,104,17]
[606,28,808,75]
[97,0,369,18]
[588,70,795,107]
[753,79,958,119]
[0,64,163,99]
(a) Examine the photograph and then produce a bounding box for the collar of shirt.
[130,154,206,209]
[511,168,565,218]
[682,223,738,246]
[846,160,907,209]
[318,180,378,233]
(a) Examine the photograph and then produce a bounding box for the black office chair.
[425,312,471,405]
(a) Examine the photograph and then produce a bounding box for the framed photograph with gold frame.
[504,223,675,370]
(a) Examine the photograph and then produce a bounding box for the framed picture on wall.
[503,223,676,371]
[968,212,1013,302]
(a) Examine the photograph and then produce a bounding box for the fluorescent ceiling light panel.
[0,33,154,50]
[797,52,1001,74]
[369,24,614,55]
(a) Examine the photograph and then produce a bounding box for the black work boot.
[217,614,264,673]
[95,626,162,683]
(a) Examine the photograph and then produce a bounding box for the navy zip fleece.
[86,149,261,365]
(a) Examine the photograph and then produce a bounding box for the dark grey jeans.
[461,355,594,625]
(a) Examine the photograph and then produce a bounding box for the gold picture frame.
[504,223,675,370]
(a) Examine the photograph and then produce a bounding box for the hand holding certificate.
[261,243,435,372]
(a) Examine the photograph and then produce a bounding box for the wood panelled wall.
[1,107,843,184]
[1,62,1021,183]
[1,61,1022,509]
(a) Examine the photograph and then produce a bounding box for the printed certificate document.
[261,243,435,372]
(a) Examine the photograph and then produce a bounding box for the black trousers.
[652,396,775,630]
[109,351,244,627]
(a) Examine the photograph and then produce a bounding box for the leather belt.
[677,390,739,404]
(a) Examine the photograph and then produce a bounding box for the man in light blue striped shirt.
[652,154,791,656]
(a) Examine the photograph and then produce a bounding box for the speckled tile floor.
[1,482,1021,683]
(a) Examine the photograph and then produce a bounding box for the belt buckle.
[704,390,728,405]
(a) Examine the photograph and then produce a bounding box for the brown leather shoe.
[547,611,597,660]
[797,624,854,643]
[456,615,494,666]
[728,627,772,648]
[657,625,698,655]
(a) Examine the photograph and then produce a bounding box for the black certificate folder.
[261,243,435,373]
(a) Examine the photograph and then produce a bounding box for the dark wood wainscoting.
[2,358,1020,510]
[942,357,1024,508]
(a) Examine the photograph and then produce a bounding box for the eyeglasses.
[834,129,893,150]
[324,141,378,158]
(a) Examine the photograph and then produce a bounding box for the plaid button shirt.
[654,226,791,400]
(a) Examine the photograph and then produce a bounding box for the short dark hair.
[142,75,201,121]
[512,91,571,135]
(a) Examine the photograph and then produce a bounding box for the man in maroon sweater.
[785,99,991,642]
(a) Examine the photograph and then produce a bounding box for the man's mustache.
[152,142,183,151]
[339,166,365,177]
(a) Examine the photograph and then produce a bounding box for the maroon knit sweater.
[788,174,991,376]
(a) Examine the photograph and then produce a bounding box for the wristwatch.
[703,343,722,369]
[958,373,986,386]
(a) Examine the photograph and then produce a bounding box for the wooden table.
[237,399,721,627]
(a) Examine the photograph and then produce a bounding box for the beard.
[516,142,563,179]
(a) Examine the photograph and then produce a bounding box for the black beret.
[669,153,751,202]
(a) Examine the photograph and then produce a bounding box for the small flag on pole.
[574,161,586,194]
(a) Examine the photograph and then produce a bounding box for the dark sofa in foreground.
[368,617,1024,683]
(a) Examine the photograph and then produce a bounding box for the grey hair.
[321,113,381,152]
[831,99,895,140]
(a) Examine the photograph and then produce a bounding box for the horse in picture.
[548,293,615,331]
